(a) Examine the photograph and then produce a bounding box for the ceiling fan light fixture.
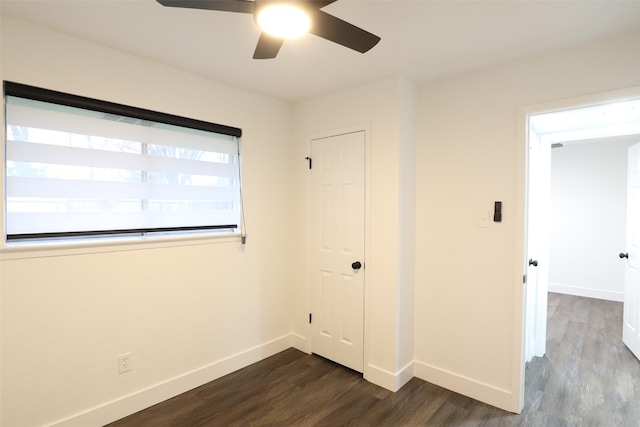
[256,4,311,39]
[157,0,381,59]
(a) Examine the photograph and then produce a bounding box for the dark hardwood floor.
[108,293,640,426]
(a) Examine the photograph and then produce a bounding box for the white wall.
[1,16,294,427]
[549,135,640,301]
[291,76,417,391]
[415,28,640,411]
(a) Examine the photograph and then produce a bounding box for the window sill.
[0,232,242,261]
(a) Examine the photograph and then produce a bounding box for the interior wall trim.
[48,335,293,427]
[291,333,309,353]
[414,360,516,413]
[364,361,414,392]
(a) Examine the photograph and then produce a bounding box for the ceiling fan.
[156,0,381,59]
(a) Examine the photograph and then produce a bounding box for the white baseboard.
[414,360,516,413]
[364,360,414,392]
[50,335,294,427]
[48,336,520,426]
[291,332,310,354]
[548,282,624,302]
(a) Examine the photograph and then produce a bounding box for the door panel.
[311,131,365,372]
[525,128,550,362]
[623,142,640,360]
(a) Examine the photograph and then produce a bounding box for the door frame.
[514,85,640,411]
[306,123,372,377]
[623,142,640,361]
[523,127,551,364]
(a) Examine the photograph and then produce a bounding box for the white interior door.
[310,131,365,372]
[525,127,550,362]
[623,142,640,360]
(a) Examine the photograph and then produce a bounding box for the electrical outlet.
[118,352,132,374]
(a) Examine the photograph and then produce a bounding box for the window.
[3,82,243,243]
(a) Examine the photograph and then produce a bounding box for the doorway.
[518,86,640,409]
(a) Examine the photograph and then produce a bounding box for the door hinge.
[523,274,527,284]
[309,313,312,324]
[305,156,312,169]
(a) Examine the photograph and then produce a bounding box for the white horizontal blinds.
[5,95,240,238]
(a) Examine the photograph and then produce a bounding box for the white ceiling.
[2,0,640,104]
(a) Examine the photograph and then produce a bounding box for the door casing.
[622,142,640,360]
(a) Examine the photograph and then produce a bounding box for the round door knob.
[529,259,538,267]
[352,261,362,270]
[620,253,629,259]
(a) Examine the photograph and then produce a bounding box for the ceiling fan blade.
[309,9,380,53]
[253,33,285,59]
[303,0,339,9]
[156,0,254,14]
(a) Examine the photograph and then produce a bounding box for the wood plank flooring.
[108,293,640,426]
